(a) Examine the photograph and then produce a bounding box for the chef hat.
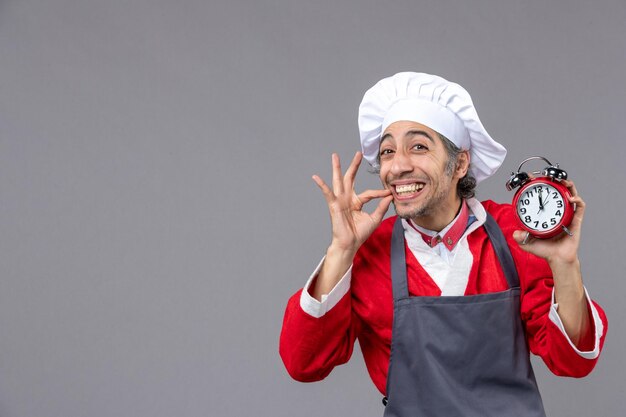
[358,72,506,183]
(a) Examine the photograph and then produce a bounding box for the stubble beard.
[393,177,453,221]
[389,156,458,221]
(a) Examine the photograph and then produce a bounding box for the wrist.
[549,256,584,292]
[548,255,580,270]
[311,245,355,301]
[326,243,358,265]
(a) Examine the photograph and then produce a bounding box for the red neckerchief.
[408,200,470,250]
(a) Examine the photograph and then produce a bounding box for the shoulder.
[479,199,525,257]
[480,199,520,235]
[479,199,550,277]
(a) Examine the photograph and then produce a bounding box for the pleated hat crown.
[358,72,506,184]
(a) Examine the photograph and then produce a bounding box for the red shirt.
[279,201,608,395]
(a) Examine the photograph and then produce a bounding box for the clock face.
[516,181,567,233]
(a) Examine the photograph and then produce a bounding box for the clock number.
[534,221,539,228]
[552,191,558,198]
[555,210,562,217]
[520,207,527,214]
[520,198,530,206]
[550,218,557,226]
[556,200,563,208]
[524,216,532,223]
[525,190,534,198]
[533,186,543,193]
[542,222,548,229]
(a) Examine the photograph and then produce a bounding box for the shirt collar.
[407,200,472,250]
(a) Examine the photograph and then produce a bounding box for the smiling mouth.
[394,183,425,196]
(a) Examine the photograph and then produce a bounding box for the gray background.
[0,0,624,416]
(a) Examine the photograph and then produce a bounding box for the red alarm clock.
[505,156,575,239]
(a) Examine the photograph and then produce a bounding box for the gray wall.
[0,0,624,416]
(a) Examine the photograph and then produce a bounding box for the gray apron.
[382,214,547,417]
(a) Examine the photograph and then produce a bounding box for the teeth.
[395,183,424,194]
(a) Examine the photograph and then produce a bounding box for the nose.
[389,148,413,177]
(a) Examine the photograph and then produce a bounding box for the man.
[279,72,607,417]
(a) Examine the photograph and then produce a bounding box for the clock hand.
[537,188,544,214]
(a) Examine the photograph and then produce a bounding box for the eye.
[379,148,395,157]
[411,143,429,151]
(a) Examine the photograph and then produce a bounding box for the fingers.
[561,179,582,206]
[315,152,388,208]
[312,175,334,204]
[561,179,585,229]
[357,188,392,204]
[331,153,344,194]
[513,230,531,245]
[561,179,578,197]
[370,195,394,223]
[313,153,352,203]
[343,151,362,187]
[318,152,367,199]
[512,230,541,255]
[569,196,585,233]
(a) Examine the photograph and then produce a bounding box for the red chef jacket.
[279,200,608,395]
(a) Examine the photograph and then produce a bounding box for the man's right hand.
[310,152,393,300]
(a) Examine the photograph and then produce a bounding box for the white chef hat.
[358,72,506,184]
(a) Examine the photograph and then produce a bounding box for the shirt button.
[447,237,453,245]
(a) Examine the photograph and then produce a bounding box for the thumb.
[370,195,394,224]
[512,230,532,249]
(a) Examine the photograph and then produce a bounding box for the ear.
[455,151,470,179]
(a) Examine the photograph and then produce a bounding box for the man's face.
[379,121,462,226]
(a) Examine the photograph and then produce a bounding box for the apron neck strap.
[391,218,410,300]
[482,213,520,289]
[390,213,520,301]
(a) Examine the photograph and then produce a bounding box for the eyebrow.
[380,129,435,144]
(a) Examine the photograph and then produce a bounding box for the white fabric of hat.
[358,72,507,184]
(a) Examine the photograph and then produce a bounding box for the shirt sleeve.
[279,259,360,382]
[548,286,605,360]
[519,251,608,377]
[300,257,352,318]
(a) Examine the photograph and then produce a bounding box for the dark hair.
[437,133,477,199]
[371,132,477,199]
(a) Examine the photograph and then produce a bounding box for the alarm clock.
[505,156,575,239]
